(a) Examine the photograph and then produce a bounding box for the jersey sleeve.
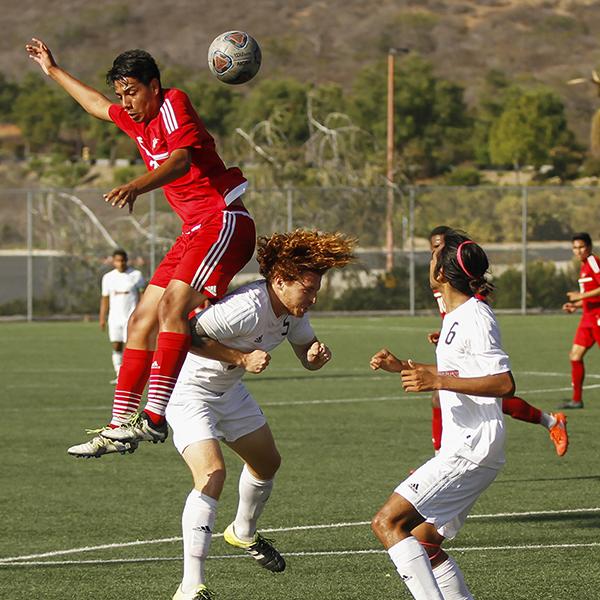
[195,298,259,341]
[101,273,110,297]
[108,104,137,138]
[587,256,600,285]
[160,91,206,153]
[287,316,316,346]
[470,311,511,376]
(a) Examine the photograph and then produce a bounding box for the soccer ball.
[207,31,261,85]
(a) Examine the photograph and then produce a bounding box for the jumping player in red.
[561,232,600,409]
[428,226,568,456]
[26,39,256,457]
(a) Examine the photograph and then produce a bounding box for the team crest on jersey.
[212,51,233,74]
[224,31,248,49]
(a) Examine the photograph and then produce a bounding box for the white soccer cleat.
[172,584,214,600]
[67,434,138,458]
[101,411,168,444]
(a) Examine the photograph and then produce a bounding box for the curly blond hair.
[257,230,356,281]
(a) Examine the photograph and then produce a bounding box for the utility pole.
[385,47,409,273]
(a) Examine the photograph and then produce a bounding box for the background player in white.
[167,230,355,600]
[370,229,515,600]
[99,249,145,384]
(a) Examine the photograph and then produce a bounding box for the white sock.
[181,490,217,593]
[387,537,444,600]
[232,464,274,541]
[433,556,474,599]
[539,412,557,430]
[111,350,123,376]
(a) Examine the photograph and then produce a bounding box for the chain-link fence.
[0,186,595,319]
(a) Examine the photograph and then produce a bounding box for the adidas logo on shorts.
[408,482,419,493]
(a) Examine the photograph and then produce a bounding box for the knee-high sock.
[233,464,274,541]
[181,490,217,593]
[433,556,474,600]
[571,360,584,403]
[109,348,153,427]
[501,396,542,424]
[111,350,123,376]
[432,406,443,451]
[144,332,191,423]
[387,537,444,600]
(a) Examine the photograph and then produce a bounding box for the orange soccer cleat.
[549,412,569,457]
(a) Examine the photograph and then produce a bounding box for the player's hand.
[401,361,438,392]
[104,183,139,213]
[306,341,331,369]
[25,38,57,76]
[370,348,410,373]
[562,302,577,313]
[241,349,271,374]
[427,331,441,345]
[567,291,582,302]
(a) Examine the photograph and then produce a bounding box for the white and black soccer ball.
[207,31,261,85]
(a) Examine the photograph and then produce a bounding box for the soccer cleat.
[548,412,568,457]
[560,400,584,410]
[223,523,286,572]
[67,434,138,458]
[172,584,214,600]
[101,411,168,444]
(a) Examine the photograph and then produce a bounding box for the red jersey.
[578,254,600,314]
[109,88,247,231]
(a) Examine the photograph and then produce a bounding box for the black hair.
[572,232,592,248]
[429,225,451,239]
[434,229,493,298]
[106,50,161,87]
[112,248,128,260]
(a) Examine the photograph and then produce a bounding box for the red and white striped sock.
[109,348,154,427]
[143,332,191,424]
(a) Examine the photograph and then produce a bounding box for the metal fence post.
[409,187,415,316]
[286,188,293,231]
[26,191,33,322]
[521,186,528,315]
[150,190,156,275]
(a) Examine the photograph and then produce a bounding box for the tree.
[488,89,577,169]
[350,54,473,178]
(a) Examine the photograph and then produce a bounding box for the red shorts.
[149,208,255,299]
[573,312,600,348]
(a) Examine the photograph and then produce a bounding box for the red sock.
[431,406,442,451]
[110,348,154,427]
[143,332,191,423]
[501,396,542,424]
[571,360,584,403]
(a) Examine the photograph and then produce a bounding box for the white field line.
[1,507,599,565]
[9,381,600,412]
[4,542,600,567]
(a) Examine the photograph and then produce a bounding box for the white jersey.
[435,297,510,469]
[101,267,145,323]
[183,280,316,394]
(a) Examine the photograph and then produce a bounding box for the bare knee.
[569,348,584,361]
[252,451,281,481]
[195,467,227,500]
[371,507,409,544]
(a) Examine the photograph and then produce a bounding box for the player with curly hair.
[165,230,355,600]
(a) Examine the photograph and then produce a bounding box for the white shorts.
[395,454,500,539]
[166,380,267,454]
[107,319,128,343]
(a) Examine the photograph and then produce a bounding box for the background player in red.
[428,226,568,456]
[26,39,256,456]
[561,232,600,409]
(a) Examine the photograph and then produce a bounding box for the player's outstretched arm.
[25,38,112,121]
[292,339,331,371]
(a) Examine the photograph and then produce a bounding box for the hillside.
[4,0,600,143]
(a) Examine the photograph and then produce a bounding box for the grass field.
[1,314,600,600]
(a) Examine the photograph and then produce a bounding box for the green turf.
[1,315,599,599]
